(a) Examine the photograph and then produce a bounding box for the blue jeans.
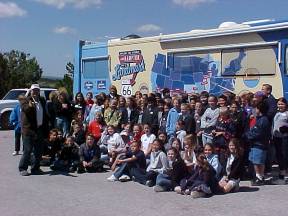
[55,117,69,137]
[114,162,147,184]
[156,173,172,191]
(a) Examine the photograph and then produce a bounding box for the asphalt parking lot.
[0,130,287,216]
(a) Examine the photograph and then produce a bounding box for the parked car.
[0,88,57,130]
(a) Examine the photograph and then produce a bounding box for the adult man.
[18,84,48,176]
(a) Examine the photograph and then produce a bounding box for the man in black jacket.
[18,84,48,176]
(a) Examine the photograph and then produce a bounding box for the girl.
[218,138,244,193]
[181,134,197,168]
[212,107,235,148]
[86,95,104,124]
[204,143,222,180]
[98,125,126,164]
[54,91,71,137]
[153,147,188,192]
[158,132,169,151]
[175,153,216,198]
[78,134,104,173]
[200,95,220,145]
[118,96,128,129]
[129,124,143,145]
[72,92,88,117]
[85,92,94,110]
[171,138,181,152]
[120,123,133,145]
[175,119,187,150]
[145,139,169,187]
[50,136,79,172]
[87,112,105,143]
[140,124,156,156]
[107,141,146,184]
[246,101,271,186]
[272,97,288,184]
[70,121,86,146]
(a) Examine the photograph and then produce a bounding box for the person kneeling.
[78,134,104,173]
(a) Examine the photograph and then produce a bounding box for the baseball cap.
[30,84,40,90]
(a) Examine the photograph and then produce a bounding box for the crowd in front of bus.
[10,83,288,198]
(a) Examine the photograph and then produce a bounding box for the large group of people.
[10,82,288,198]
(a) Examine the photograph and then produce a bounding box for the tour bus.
[73,19,288,99]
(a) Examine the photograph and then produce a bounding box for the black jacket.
[223,155,244,180]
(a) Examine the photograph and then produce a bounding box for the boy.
[107,141,146,184]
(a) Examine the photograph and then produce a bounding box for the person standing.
[18,84,48,176]
[9,95,25,156]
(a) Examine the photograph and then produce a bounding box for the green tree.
[0,50,42,98]
[55,62,74,96]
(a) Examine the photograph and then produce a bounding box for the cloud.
[34,0,102,9]
[137,24,162,33]
[53,26,76,34]
[172,0,216,8]
[0,2,27,18]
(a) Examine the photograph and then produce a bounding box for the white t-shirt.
[141,133,156,153]
[35,101,43,127]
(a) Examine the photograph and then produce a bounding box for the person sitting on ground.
[181,134,197,168]
[78,134,104,173]
[218,138,244,193]
[50,136,80,172]
[70,121,86,146]
[42,129,61,165]
[153,147,188,192]
[204,143,222,181]
[145,139,169,187]
[107,141,146,184]
[140,124,156,157]
[175,153,216,199]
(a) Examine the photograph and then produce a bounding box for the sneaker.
[153,185,166,192]
[69,167,76,173]
[20,170,29,176]
[190,191,206,199]
[12,151,19,156]
[174,186,182,194]
[30,169,45,175]
[145,180,154,187]
[251,178,265,186]
[119,175,131,182]
[107,175,118,182]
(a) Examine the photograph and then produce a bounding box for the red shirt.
[88,121,102,140]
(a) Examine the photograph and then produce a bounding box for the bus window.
[82,58,108,79]
[222,45,276,76]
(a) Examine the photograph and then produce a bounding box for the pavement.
[0,130,287,216]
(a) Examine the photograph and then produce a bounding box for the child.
[158,132,169,151]
[50,136,80,172]
[181,134,197,167]
[153,147,188,192]
[120,123,133,145]
[171,138,181,152]
[245,101,271,186]
[87,112,104,143]
[104,99,121,129]
[159,104,171,133]
[78,134,104,173]
[212,107,235,148]
[204,143,222,180]
[98,125,126,164]
[70,122,86,146]
[175,153,216,198]
[107,141,146,184]
[200,95,220,145]
[9,95,24,155]
[42,129,61,165]
[129,124,143,145]
[175,120,187,150]
[140,124,156,156]
[145,139,169,187]
[166,98,181,139]
[179,103,196,134]
[87,95,104,124]
[218,138,244,193]
[272,97,288,184]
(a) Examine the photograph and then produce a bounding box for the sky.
[1,0,288,78]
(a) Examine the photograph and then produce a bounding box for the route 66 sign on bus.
[121,80,132,97]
